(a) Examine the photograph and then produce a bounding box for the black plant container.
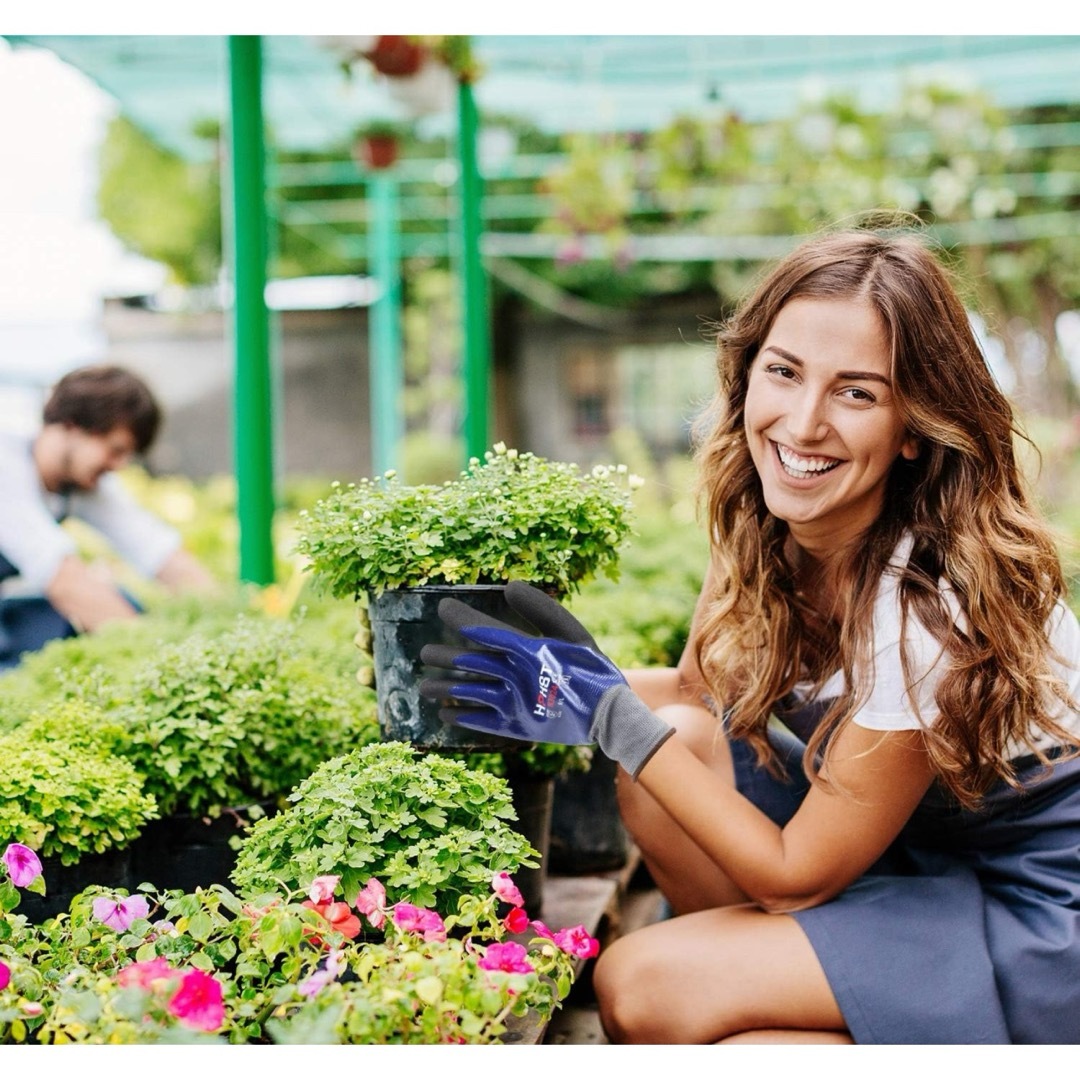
[15,847,133,923]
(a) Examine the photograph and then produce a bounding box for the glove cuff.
[590,684,674,780]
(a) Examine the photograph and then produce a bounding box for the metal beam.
[227,35,275,585]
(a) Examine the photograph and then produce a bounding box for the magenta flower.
[491,871,524,908]
[478,942,535,975]
[2,843,42,888]
[503,907,530,934]
[530,919,555,940]
[298,948,346,998]
[0,960,10,992]
[355,877,387,930]
[553,924,600,959]
[167,969,225,1032]
[118,957,177,990]
[92,894,150,932]
[392,902,447,942]
[307,874,341,904]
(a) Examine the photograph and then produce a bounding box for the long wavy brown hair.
[693,223,1077,808]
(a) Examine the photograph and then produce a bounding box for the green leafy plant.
[114,613,379,818]
[0,704,157,865]
[294,443,642,600]
[231,741,538,912]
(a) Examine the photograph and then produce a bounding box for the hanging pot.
[356,133,399,170]
[366,35,426,77]
[367,584,528,751]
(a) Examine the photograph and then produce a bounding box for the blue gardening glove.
[418,580,673,779]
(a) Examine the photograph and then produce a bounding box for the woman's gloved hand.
[418,580,673,779]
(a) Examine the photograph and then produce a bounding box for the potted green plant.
[230,741,538,915]
[111,613,380,893]
[0,703,157,921]
[294,443,641,751]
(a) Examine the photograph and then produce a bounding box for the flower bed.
[0,842,597,1044]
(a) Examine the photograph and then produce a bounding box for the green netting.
[6,34,1080,159]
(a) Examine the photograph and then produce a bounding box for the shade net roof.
[7,34,1080,160]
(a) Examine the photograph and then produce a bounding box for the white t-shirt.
[794,533,1080,757]
[0,430,181,595]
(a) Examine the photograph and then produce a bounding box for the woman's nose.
[786,390,829,443]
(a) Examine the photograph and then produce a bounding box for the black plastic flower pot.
[128,801,277,894]
[506,765,554,916]
[549,752,629,874]
[367,584,528,751]
[15,847,133,923]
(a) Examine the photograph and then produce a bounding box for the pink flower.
[167,969,225,1032]
[503,907,530,934]
[478,942,535,974]
[92,893,150,932]
[491,871,524,908]
[530,919,555,940]
[118,957,177,989]
[298,948,346,998]
[0,961,10,992]
[307,874,341,904]
[553,924,600,959]
[354,877,387,930]
[2,843,42,889]
[392,902,447,942]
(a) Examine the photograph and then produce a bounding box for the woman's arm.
[635,718,934,912]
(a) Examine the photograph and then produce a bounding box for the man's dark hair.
[43,365,162,454]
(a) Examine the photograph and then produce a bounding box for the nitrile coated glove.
[418,580,673,779]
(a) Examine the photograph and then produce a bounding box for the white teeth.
[776,444,840,478]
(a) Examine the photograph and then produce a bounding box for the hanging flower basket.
[356,132,399,170]
[365,35,426,77]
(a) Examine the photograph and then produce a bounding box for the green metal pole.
[456,78,491,461]
[227,35,275,585]
[368,172,403,476]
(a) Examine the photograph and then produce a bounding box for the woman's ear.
[900,434,920,461]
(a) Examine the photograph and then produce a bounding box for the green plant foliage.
[295,443,641,600]
[115,614,379,818]
[0,703,157,865]
[231,742,538,912]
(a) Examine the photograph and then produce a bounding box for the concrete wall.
[103,301,372,481]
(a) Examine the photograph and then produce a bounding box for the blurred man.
[0,364,215,669]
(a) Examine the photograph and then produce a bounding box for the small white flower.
[493,441,507,455]
[616,464,628,474]
[592,464,609,479]
[507,448,518,460]
[331,480,341,488]
[629,474,646,489]
[383,469,397,480]
[469,457,480,467]
[363,511,372,521]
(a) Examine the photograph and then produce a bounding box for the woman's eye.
[842,386,875,403]
[766,364,795,379]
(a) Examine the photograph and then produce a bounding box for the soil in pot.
[16,847,132,923]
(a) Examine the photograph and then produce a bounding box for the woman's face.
[743,296,919,555]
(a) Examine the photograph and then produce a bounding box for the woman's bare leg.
[593,905,848,1044]
[617,702,749,913]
